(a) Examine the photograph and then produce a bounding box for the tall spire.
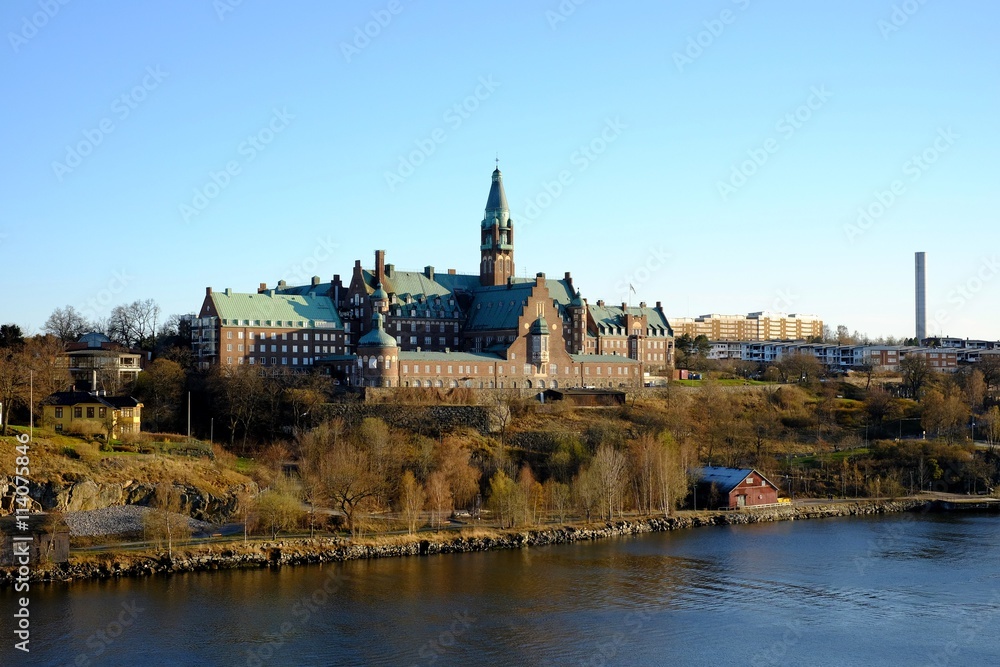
[480,166,514,286]
[484,166,510,223]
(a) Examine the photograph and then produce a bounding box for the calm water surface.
[5,513,1000,666]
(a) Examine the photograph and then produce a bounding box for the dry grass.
[0,430,255,498]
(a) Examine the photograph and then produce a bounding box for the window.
[260,357,266,365]
[55,407,63,418]
[238,344,243,352]
[282,345,288,353]
[227,357,233,364]
[227,344,232,352]
[227,331,233,339]
[282,357,288,365]
[292,345,298,353]
[249,332,255,340]
[304,333,309,341]
[271,357,277,365]
[238,332,244,339]
[293,358,298,365]
[99,408,106,418]
[74,407,82,418]
[293,333,298,340]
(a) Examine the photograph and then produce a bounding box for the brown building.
[673,312,823,341]
[191,287,347,371]
[198,167,675,388]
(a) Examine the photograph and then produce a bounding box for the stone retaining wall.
[1,499,938,586]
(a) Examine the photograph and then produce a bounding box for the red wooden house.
[694,466,780,510]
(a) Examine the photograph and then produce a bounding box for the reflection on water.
[6,513,1000,666]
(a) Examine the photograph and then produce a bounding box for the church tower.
[480,167,514,286]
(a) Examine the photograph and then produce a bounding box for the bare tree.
[253,477,303,539]
[43,306,90,342]
[108,299,160,348]
[0,347,28,435]
[143,484,193,560]
[544,478,571,524]
[900,355,933,399]
[487,470,524,528]
[572,466,601,522]
[398,471,425,534]
[425,470,452,528]
[591,444,628,520]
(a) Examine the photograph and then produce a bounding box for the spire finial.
[495,153,499,170]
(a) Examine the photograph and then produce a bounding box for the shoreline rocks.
[3,498,993,587]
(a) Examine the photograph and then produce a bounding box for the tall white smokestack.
[915,251,926,342]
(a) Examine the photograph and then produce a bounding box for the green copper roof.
[211,290,343,328]
[588,303,673,337]
[359,312,397,348]
[485,168,509,214]
[529,316,550,335]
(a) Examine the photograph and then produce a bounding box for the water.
[5,513,1000,666]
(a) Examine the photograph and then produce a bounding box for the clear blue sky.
[3,0,998,340]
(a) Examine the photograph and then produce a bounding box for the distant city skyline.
[3,1,998,340]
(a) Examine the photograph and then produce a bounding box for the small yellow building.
[40,391,142,439]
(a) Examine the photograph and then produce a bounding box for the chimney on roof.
[225,288,233,296]
[656,301,662,309]
[91,370,97,394]
[385,264,394,277]
[375,250,386,279]
[564,271,573,288]
[621,302,627,311]
[277,280,286,289]
[639,301,646,309]
[597,300,604,307]
[206,287,213,296]
[448,269,456,275]
[424,266,434,280]
[311,276,321,286]
[258,283,267,293]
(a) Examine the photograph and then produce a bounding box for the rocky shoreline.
[4,498,995,587]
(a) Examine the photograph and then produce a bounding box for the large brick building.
[193,167,675,388]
